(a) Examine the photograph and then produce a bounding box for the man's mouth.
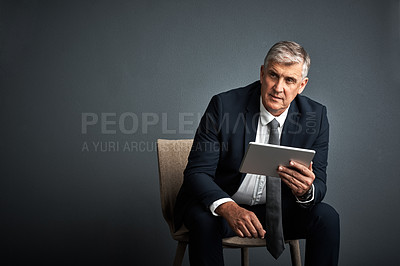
[269,94,282,101]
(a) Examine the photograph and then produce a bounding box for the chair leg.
[240,247,249,266]
[289,240,302,266]
[173,241,187,266]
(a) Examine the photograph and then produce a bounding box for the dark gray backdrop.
[1,0,399,265]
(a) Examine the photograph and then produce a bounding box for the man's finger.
[278,166,301,183]
[279,164,312,185]
[278,171,309,192]
[235,229,244,238]
[239,224,252,238]
[251,217,266,239]
[289,161,311,176]
[279,171,298,189]
[247,215,264,238]
[245,222,259,238]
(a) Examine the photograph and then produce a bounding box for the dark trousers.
[183,201,340,266]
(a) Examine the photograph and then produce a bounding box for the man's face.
[260,61,308,116]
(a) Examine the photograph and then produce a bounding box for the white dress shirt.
[209,97,314,215]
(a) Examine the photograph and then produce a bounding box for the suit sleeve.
[310,105,329,204]
[182,95,230,209]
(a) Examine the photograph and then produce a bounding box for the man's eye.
[269,72,277,78]
[286,78,295,83]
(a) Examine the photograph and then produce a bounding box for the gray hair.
[264,41,311,79]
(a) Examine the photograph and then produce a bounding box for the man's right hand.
[215,201,266,239]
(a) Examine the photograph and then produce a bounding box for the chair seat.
[172,225,266,247]
[223,236,298,248]
[223,236,266,247]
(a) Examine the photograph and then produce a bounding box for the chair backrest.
[157,139,193,235]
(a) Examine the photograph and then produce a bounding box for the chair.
[157,139,302,266]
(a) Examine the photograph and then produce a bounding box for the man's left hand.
[277,161,315,197]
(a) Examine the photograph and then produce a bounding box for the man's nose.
[273,79,285,93]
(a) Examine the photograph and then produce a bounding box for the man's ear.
[260,65,265,84]
[298,77,308,94]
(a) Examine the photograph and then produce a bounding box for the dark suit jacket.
[174,81,329,231]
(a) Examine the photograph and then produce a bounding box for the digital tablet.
[239,142,316,177]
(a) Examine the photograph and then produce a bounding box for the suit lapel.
[243,85,261,153]
[240,85,260,182]
[281,98,301,147]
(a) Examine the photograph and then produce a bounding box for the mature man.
[174,41,340,266]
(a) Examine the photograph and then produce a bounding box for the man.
[174,41,340,266]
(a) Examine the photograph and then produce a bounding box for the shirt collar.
[259,96,289,127]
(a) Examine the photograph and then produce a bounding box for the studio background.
[1,0,399,265]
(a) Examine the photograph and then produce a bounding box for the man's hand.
[215,201,266,239]
[277,161,315,197]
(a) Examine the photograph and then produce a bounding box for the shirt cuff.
[295,184,315,204]
[209,198,234,216]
